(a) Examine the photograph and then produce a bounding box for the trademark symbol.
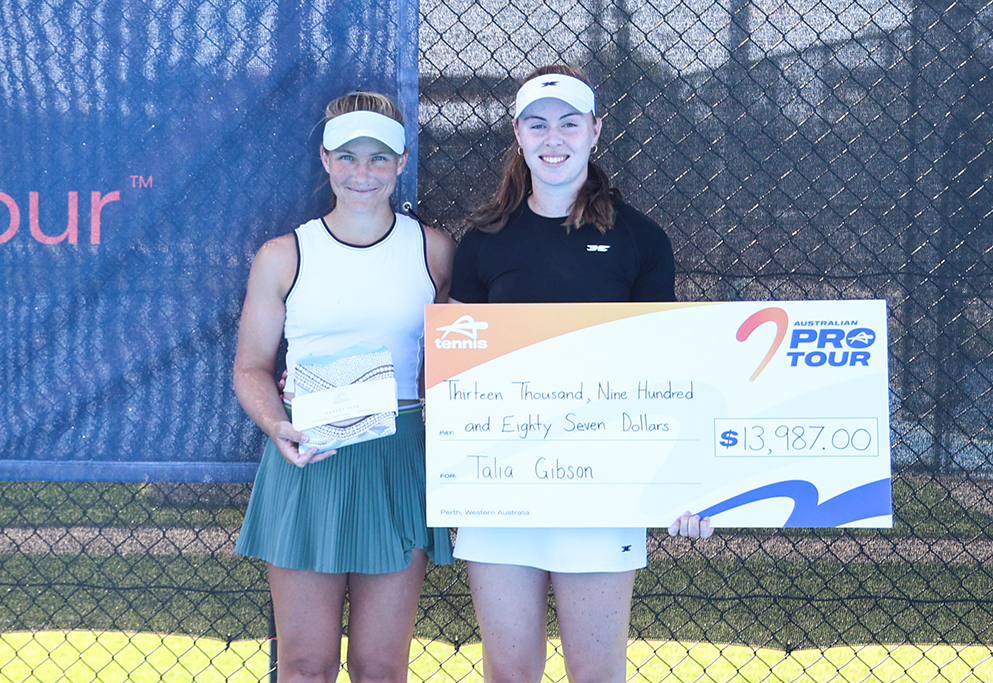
[130,175,153,189]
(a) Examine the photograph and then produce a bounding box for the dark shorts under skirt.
[235,407,453,574]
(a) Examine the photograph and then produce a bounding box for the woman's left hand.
[668,511,713,539]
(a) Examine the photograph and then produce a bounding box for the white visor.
[514,74,596,119]
[322,111,406,154]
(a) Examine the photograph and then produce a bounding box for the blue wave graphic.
[695,478,891,527]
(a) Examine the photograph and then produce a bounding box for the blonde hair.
[470,65,619,234]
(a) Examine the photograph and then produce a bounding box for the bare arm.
[233,234,324,466]
[416,226,457,397]
[424,225,456,303]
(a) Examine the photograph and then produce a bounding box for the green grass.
[0,631,270,682]
[1,473,992,682]
[0,553,270,639]
[0,482,250,528]
[2,633,993,683]
[7,552,990,650]
[628,559,993,649]
[888,474,993,537]
[0,474,986,536]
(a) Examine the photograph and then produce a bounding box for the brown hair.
[322,90,404,153]
[469,65,620,234]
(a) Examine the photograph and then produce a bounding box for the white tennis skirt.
[453,526,647,573]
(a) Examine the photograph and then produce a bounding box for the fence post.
[269,602,278,683]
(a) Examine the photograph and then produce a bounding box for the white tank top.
[283,214,436,399]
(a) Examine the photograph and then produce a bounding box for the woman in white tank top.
[233,91,455,683]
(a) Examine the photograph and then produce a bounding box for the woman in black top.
[449,65,712,683]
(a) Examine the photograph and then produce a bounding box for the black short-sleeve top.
[450,200,676,304]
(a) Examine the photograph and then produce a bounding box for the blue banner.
[0,0,420,481]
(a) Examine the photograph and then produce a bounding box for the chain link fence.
[3,0,993,680]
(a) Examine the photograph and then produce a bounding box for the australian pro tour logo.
[434,315,489,349]
[737,307,877,380]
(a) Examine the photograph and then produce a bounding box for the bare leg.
[467,561,551,683]
[268,563,348,683]
[346,549,429,683]
[551,570,635,683]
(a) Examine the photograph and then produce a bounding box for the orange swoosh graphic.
[736,307,788,381]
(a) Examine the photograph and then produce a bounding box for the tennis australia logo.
[434,315,489,350]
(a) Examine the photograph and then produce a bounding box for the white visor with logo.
[323,111,406,154]
[514,74,596,119]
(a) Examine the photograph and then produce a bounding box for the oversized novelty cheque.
[424,301,891,528]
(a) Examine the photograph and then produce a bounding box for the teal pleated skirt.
[235,407,453,574]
